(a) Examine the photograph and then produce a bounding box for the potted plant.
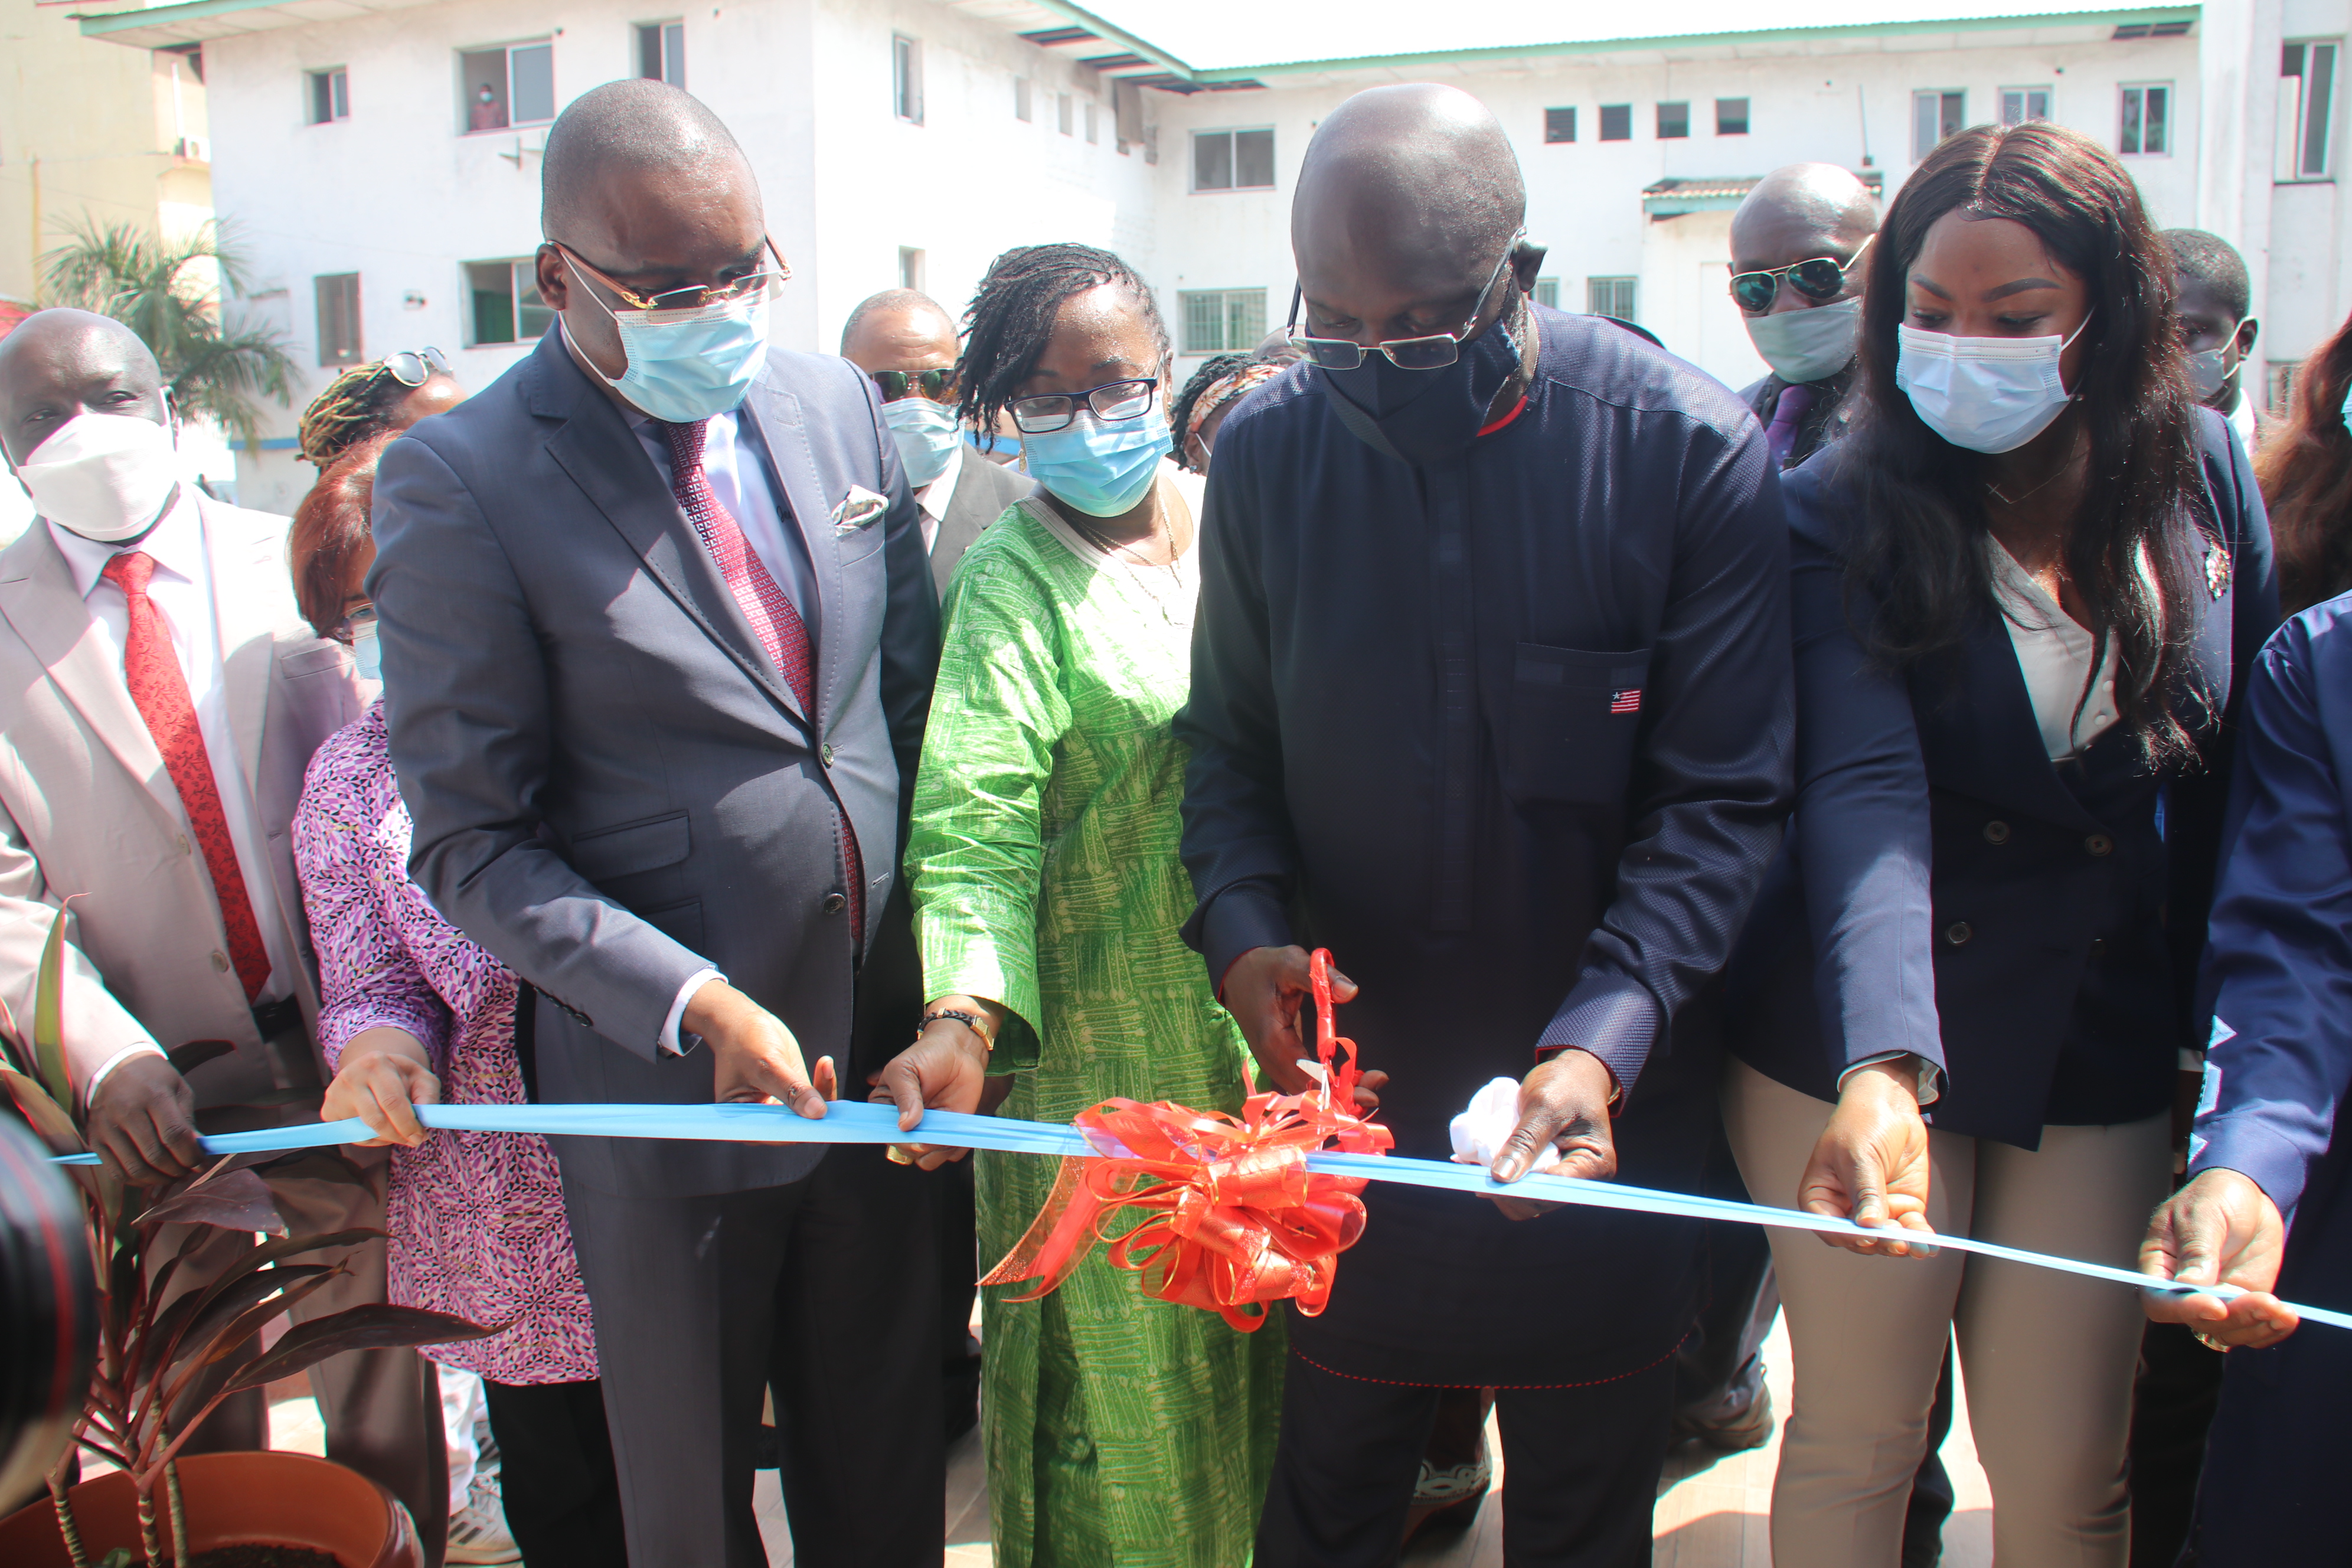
[0,910,492,1567]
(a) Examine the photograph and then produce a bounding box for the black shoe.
[1676,1383,1775,1452]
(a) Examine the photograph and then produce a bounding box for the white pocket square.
[831,486,889,536]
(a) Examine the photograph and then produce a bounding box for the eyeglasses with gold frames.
[555,237,792,322]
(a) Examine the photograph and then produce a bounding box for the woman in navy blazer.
[1722,123,2278,1568]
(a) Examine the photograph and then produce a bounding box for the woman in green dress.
[896,243,1285,1566]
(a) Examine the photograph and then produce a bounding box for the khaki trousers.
[1723,1060,2169,1568]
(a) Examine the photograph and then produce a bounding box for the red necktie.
[101,551,271,1001]
[659,419,864,943]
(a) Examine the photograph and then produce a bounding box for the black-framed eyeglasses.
[1009,375,1159,434]
[556,238,792,320]
[380,347,451,387]
[1729,236,1874,314]
[872,368,958,403]
[1285,231,1524,371]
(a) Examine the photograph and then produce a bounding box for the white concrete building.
[63,0,2336,508]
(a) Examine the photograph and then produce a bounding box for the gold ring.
[2193,1330,2230,1354]
[885,1145,913,1166]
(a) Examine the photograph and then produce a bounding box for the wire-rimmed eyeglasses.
[555,238,792,322]
[1285,232,1525,371]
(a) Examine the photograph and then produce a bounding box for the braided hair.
[295,363,414,468]
[1170,352,1287,471]
[956,244,1170,452]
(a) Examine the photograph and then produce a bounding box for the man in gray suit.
[369,81,961,1567]
[839,288,1031,599]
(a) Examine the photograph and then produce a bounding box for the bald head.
[1730,164,1878,312]
[840,289,956,361]
[541,79,753,242]
[0,308,168,468]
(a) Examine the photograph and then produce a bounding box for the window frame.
[1178,288,1269,356]
[458,40,554,135]
[1533,277,1560,309]
[315,273,362,368]
[2118,81,2173,156]
[308,67,349,126]
[1598,103,1632,142]
[1715,97,1750,135]
[898,247,925,293]
[1586,276,1638,323]
[1191,127,1276,192]
[1656,100,1690,139]
[1014,76,1032,122]
[2282,41,2340,181]
[1912,89,1966,159]
[1544,106,1576,143]
[636,21,685,89]
[892,34,923,125]
[2000,84,2052,126]
[462,257,553,348]
[1057,92,1073,136]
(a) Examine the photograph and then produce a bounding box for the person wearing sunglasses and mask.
[296,347,466,471]
[841,288,1030,600]
[367,80,952,1568]
[1729,163,1879,470]
[1719,123,2276,1568]
[1175,84,1793,1566]
[876,243,1281,1568]
[2165,230,2264,458]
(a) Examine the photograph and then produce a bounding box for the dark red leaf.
[222,1305,503,1396]
[0,1064,85,1157]
[137,1169,287,1235]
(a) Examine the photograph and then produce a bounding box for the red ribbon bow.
[980,949,1394,1331]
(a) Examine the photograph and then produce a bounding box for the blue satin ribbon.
[54,1099,2350,1332]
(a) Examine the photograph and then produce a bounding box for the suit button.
[2089,937,2109,958]
[821,743,835,766]
[177,833,192,855]
[1945,922,1973,946]
[210,950,230,972]
[822,892,847,914]
[2086,834,2113,857]
[1982,821,2011,845]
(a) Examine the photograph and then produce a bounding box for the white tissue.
[1448,1076,1561,1172]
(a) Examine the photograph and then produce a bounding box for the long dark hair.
[1840,122,2205,763]
[956,244,1169,451]
[2256,307,2352,613]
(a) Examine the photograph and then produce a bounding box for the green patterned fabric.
[910,473,1285,1568]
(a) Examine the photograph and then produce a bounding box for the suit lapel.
[0,524,184,826]
[1913,605,2108,832]
[741,377,840,729]
[532,337,809,729]
[200,499,286,797]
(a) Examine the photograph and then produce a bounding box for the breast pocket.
[567,811,691,886]
[1501,642,1652,806]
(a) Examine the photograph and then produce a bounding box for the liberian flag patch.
[1610,688,1642,714]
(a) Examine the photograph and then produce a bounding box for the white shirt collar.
[49,484,205,600]
[2227,394,2259,455]
[916,442,965,524]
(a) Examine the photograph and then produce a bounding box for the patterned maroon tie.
[101,551,272,1001]
[659,418,863,942]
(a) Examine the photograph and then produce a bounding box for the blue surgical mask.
[1896,318,2090,454]
[882,396,961,488]
[562,255,772,423]
[1744,298,1860,386]
[348,607,381,682]
[1020,412,1170,518]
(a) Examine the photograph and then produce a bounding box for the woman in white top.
[1719,122,2277,1567]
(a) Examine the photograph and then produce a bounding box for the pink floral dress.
[293,701,597,1384]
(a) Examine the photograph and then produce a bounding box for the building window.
[2113,19,2192,38]
[1587,276,1638,322]
[460,41,553,133]
[2283,42,2339,179]
[465,259,553,347]
[893,35,922,124]
[1085,102,1099,143]
[1912,90,1965,159]
[1193,128,1275,191]
[899,247,924,293]
[2001,86,2051,125]
[1533,277,1560,309]
[1057,92,1073,135]
[1544,107,1576,143]
[636,22,684,87]
[1014,77,1032,122]
[1599,104,1632,141]
[1716,97,1749,135]
[2119,83,2171,155]
[315,273,362,367]
[1181,289,1268,355]
[2270,360,2302,412]
[1657,101,1690,139]
[308,68,349,125]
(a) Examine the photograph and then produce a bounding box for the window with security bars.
[1181,289,1268,355]
[1194,128,1275,191]
[1544,107,1575,143]
[315,274,361,367]
[1657,101,1690,139]
[2001,86,2050,125]
[465,259,553,346]
[1533,278,1560,308]
[1587,276,1638,323]
[1599,104,1631,141]
[2282,43,2339,179]
[2119,83,2171,155]
[1913,89,1964,159]
[1716,97,1749,135]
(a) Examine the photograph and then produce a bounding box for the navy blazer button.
[821,743,835,766]
[1945,922,1973,946]
[2089,937,2109,958]
[2086,834,2114,857]
[823,892,848,914]
[1983,821,2011,845]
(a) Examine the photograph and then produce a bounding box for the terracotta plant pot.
[0,1450,418,1568]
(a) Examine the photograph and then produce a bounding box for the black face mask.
[1318,296,1528,466]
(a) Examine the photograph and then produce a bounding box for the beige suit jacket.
[0,496,368,1111]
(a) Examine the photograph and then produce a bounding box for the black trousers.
[1257,1348,1676,1568]
[478,1376,627,1568]
[561,1143,944,1568]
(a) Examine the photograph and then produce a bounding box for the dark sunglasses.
[1286,232,1525,371]
[871,368,958,403]
[1010,375,1158,434]
[380,347,452,387]
[1729,237,1873,314]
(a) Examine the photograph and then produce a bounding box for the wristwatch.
[919,1008,995,1053]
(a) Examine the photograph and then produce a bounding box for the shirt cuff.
[1534,980,1660,1097]
[83,1041,168,1110]
[661,968,726,1056]
[1196,881,1295,997]
[2190,1117,2313,1221]
[1835,1050,1943,1107]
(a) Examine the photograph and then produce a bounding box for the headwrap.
[1184,360,1285,456]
